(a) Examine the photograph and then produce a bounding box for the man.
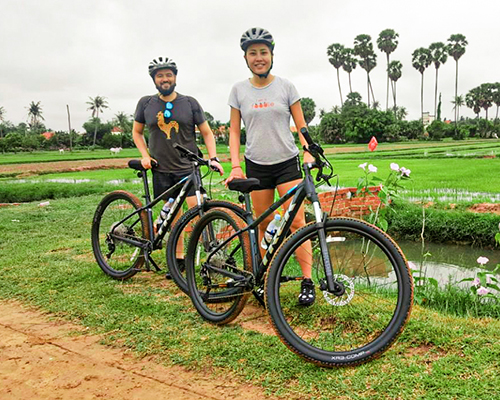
[132,56,224,277]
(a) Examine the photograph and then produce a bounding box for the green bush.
[386,201,500,247]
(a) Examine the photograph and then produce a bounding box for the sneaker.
[165,258,185,280]
[298,278,315,306]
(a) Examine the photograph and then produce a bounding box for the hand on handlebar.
[208,160,224,176]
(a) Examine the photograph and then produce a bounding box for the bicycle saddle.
[227,178,261,193]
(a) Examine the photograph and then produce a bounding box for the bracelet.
[231,166,242,170]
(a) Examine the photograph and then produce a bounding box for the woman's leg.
[277,179,312,279]
[250,188,275,259]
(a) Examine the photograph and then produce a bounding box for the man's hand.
[141,155,157,169]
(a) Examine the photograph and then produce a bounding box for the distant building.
[41,131,55,140]
[111,126,123,135]
[422,112,435,126]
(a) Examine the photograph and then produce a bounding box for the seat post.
[140,170,152,204]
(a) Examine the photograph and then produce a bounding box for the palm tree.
[412,47,432,121]
[387,60,402,109]
[429,42,448,118]
[451,95,464,121]
[114,111,131,147]
[0,106,5,138]
[341,48,357,94]
[300,97,316,124]
[327,43,346,106]
[27,101,44,129]
[354,34,377,106]
[87,95,109,147]
[447,34,468,123]
[466,89,481,118]
[492,83,500,123]
[478,83,494,120]
[377,29,399,110]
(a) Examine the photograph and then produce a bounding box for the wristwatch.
[209,157,220,163]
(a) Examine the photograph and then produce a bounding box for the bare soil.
[0,158,134,177]
[0,300,278,400]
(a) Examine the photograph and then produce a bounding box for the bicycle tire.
[91,190,149,280]
[265,217,413,367]
[185,208,253,325]
[166,200,246,295]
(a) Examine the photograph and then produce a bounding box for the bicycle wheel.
[91,190,149,280]
[266,217,413,367]
[186,208,253,324]
[166,200,246,295]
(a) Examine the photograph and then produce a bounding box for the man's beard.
[156,82,176,96]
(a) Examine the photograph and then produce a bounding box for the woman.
[226,27,315,305]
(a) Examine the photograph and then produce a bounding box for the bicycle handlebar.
[300,127,334,184]
[173,143,220,172]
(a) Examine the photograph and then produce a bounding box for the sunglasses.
[164,102,174,119]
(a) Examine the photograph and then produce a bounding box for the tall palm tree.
[387,60,402,109]
[341,48,357,94]
[26,101,44,129]
[114,111,131,147]
[429,42,448,118]
[412,47,432,121]
[327,43,346,106]
[87,95,109,147]
[354,34,377,106]
[451,95,464,121]
[377,29,399,110]
[478,83,494,120]
[447,34,468,123]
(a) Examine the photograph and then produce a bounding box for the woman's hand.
[225,166,245,186]
[303,151,315,164]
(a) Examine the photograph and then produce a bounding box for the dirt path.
[0,158,134,177]
[0,300,277,400]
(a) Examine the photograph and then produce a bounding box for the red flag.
[368,136,378,152]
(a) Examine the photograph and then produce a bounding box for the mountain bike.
[184,128,414,367]
[91,143,245,293]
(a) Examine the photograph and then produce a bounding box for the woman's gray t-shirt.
[228,76,300,165]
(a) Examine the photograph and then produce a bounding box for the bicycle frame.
[206,160,335,291]
[107,161,208,270]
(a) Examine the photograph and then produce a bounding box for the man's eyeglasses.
[164,102,174,119]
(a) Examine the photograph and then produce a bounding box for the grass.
[1,195,500,399]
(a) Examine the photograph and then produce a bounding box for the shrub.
[387,201,500,247]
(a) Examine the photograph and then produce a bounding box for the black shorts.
[152,170,196,200]
[245,155,302,190]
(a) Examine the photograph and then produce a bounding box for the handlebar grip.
[300,127,314,146]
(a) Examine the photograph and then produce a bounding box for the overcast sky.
[1,0,499,132]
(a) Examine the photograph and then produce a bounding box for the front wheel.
[91,190,149,280]
[166,200,246,295]
[265,217,413,367]
[186,208,253,325]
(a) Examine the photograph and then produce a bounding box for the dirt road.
[0,300,276,400]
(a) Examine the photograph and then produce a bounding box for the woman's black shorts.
[245,155,302,190]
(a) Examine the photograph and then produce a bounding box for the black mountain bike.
[91,143,244,293]
[184,128,414,367]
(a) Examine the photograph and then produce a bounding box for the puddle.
[400,240,500,288]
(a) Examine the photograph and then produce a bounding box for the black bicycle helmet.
[148,57,178,77]
[240,27,275,52]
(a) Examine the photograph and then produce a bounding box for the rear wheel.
[166,200,246,295]
[91,191,149,280]
[266,217,413,367]
[186,208,253,325]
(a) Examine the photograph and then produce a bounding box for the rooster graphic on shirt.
[156,112,179,139]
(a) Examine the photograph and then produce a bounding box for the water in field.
[399,240,500,288]
[403,188,500,203]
